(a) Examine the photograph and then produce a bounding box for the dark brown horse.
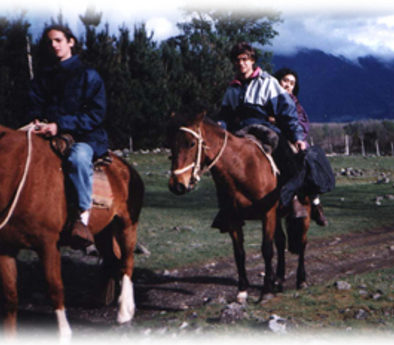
[168,111,310,303]
[0,125,144,339]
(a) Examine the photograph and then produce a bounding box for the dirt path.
[133,226,394,317]
[15,226,394,334]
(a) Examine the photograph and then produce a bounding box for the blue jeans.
[66,143,94,211]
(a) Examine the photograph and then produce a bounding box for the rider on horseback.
[27,25,108,249]
[217,42,308,214]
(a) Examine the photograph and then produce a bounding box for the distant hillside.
[272,49,394,123]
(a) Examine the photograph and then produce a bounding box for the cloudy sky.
[4,0,394,60]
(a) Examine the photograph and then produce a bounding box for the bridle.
[172,126,228,183]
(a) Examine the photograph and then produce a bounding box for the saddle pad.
[92,170,113,208]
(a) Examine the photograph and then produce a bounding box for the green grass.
[131,153,394,271]
[119,153,394,335]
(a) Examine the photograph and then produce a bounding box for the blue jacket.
[219,67,304,143]
[28,55,108,158]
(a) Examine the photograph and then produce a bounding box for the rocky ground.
[11,226,394,338]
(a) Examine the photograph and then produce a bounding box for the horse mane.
[0,124,13,136]
[203,116,221,128]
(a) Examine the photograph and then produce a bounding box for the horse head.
[168,108,207,195]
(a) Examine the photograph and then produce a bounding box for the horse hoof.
[236,291,248,304]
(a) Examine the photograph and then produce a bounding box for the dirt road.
[14,226,394,335]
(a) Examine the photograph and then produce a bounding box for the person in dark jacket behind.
[27,24,108,248]
[274,67,328,226]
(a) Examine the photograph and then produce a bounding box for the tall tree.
[161,7,281,115]
[0,13,31,128]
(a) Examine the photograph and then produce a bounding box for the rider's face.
[280,74,296,95]
[47,29,74,62]
[234,53,255,80]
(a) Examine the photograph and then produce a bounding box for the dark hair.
[274,67,300,96]
[230,42,258,63]
[37,25,80,69]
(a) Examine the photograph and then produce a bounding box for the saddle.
[92,167,113,209]
[50,134,114,209]
[235,124,280,175]
[235,124,279,154]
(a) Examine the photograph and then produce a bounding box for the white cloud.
[4,0,394,59]
[146,17,179,40]
[272,12,394,59]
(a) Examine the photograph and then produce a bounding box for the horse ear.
[194,109,207,123]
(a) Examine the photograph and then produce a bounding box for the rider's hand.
[32,122,58,137]
[295,140,307,151]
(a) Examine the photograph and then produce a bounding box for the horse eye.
[189,141,196,148]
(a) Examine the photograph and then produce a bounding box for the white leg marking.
[236,290,248,304]
[55,308,72,341]
[117,274,135,324]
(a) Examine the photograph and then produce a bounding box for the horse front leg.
[116,220,138,324]
[0,254,18,339]
[38,243,72,340]
[261,207,277,299]
[274,212,286,292]
[229,229,249,304]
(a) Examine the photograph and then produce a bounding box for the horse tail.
[113,154,144,223]
[127,161,144,223]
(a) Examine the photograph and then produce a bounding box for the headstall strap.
[172,126,227,182]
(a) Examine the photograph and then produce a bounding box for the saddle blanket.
[92,169,113,208]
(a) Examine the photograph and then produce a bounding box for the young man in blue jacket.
[28,25,108,249]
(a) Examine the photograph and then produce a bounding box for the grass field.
[131,152,394,271]
[122,152,394,335]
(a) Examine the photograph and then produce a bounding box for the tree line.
[310,120,394,156]
[2,8,394,153]
[0,7,280,149]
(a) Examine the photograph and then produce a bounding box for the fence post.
[375,139,380,156]
[361,137,366,156]
[345,134,349,155]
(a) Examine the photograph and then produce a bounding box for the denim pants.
[66,143,94,211]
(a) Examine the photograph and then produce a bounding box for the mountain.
[271,49,394,122]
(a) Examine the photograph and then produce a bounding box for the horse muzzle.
[169,175,195,195]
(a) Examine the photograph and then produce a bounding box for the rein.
[172,126,228,182]
[0,127,33,230]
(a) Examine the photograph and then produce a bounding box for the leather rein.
[0,127,33,230]
[172,126,228,182]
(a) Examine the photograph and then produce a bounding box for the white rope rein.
[243,135,280,176]
[172,126,228,181]
[0,127,33,230]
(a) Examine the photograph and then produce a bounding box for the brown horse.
[0,125,144,339]
[168,111,310,303]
